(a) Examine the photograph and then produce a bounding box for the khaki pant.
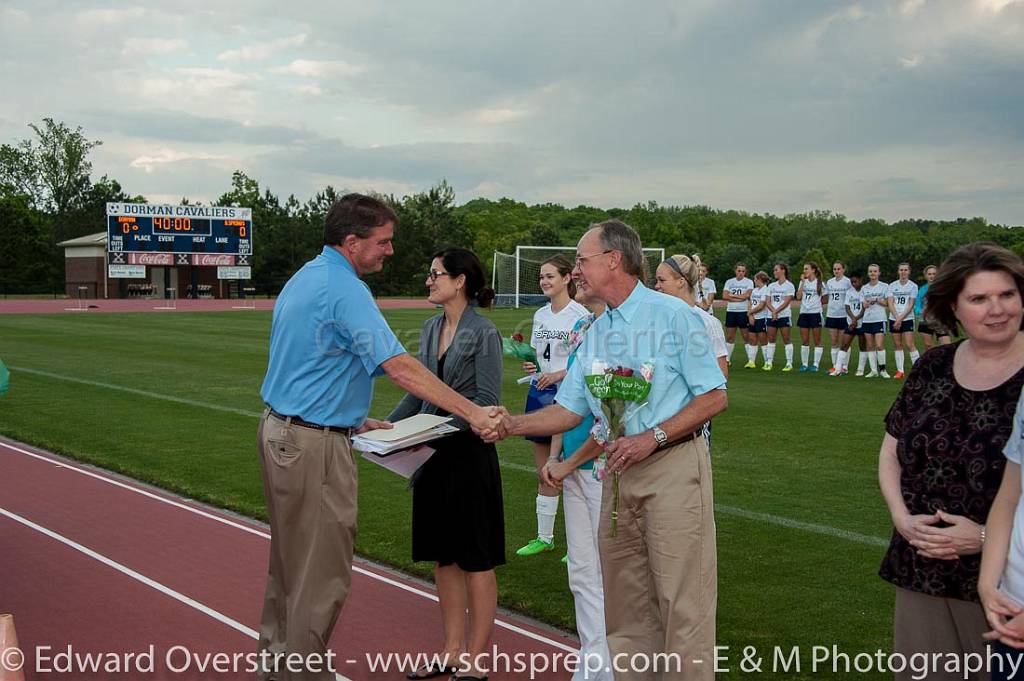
[600,438,716,681]
[893,588,989,681]
[257,410,358,681]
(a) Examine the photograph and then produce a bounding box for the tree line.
[2,119,1022,297]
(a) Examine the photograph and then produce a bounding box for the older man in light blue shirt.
[555,282,725,436]
[257,194,502,681]
[493,220,726,681]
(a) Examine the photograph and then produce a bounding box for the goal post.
[493,245,666,308]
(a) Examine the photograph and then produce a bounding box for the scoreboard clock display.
[106,203,253,255]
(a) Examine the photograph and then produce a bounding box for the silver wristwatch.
[652,425,668,446]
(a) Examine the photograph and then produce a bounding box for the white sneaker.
[855,369,864,377]
[828,367,838,376]
[880,370,891,379]
[866,371,879,378]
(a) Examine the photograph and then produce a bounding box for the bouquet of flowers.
[502,332,538,364]
[586,359,654,536]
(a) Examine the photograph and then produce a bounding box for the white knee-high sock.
[868,351,879,373]
[745,344,756,361]
[831,348,839,367]
[876,350,887,371]
[800,345,809,366]
[858,351,868,373]
[814,347,824,367]
[910,350,920,364]
[537,494,559,543]
[837,349,849,371]
[895,353,905,372]
[725,342,734,360]
[765,344,776,364]
[785,344,794,365]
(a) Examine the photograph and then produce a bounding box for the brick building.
[58,232,245,299]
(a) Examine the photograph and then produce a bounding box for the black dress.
[411,351,506,572]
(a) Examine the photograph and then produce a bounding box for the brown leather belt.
[268,409,355,436]
[654,428,703,453]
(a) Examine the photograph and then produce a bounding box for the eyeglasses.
[574,249,613,268]
[427,269,451,282]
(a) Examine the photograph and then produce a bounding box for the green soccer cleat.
[744,361,756,369]
[516,538,554,556]
[782,364,794,372]
[762,363,773,371]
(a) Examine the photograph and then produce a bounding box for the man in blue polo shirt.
[487,220,727,681]
[257,194,502,680]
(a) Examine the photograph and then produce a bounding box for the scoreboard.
[106,203,253,256]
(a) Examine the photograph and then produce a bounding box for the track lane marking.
[0,506,352,681]
[0,439,578,654]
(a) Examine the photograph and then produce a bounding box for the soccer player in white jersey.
[795,261,827,372]
[824,261,852,373]
[721,262,755,367]
[860,263,891,378]
[518,255,589,557]
[697,262,716,312]
[747,271,772,367]
[653,254,729,451]
[834,273,867,376]
[764,262,796,371]
[887,262,920,379]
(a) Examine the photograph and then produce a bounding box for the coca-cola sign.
[127,253,174,265]
[192,254,236,266]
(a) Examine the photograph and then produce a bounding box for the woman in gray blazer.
[388,247,504,681]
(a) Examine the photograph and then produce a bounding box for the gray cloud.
[78,110,316,146]
[1,0,1021,224]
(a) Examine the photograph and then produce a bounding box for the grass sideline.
[0,308,910,679]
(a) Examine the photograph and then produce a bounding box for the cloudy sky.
[1,0,1022,223]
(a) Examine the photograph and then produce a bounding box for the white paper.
[353,423,459,455]
[356,413,453,443]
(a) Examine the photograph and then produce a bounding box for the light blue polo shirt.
[260,246,405,428]
[555,282,726,435]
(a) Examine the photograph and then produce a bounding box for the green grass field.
[0,308,911,679]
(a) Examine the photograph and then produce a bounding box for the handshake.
[470,406,514,443]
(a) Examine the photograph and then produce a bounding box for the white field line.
[8,365,889,550]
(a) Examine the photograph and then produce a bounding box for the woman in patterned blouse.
[878,242,1024,680]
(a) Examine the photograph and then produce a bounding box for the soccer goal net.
[492,245,666,308]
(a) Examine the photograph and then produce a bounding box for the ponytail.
[476,286,495,309]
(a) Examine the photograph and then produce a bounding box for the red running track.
[0,437,577,680]
[0,299,435,314]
